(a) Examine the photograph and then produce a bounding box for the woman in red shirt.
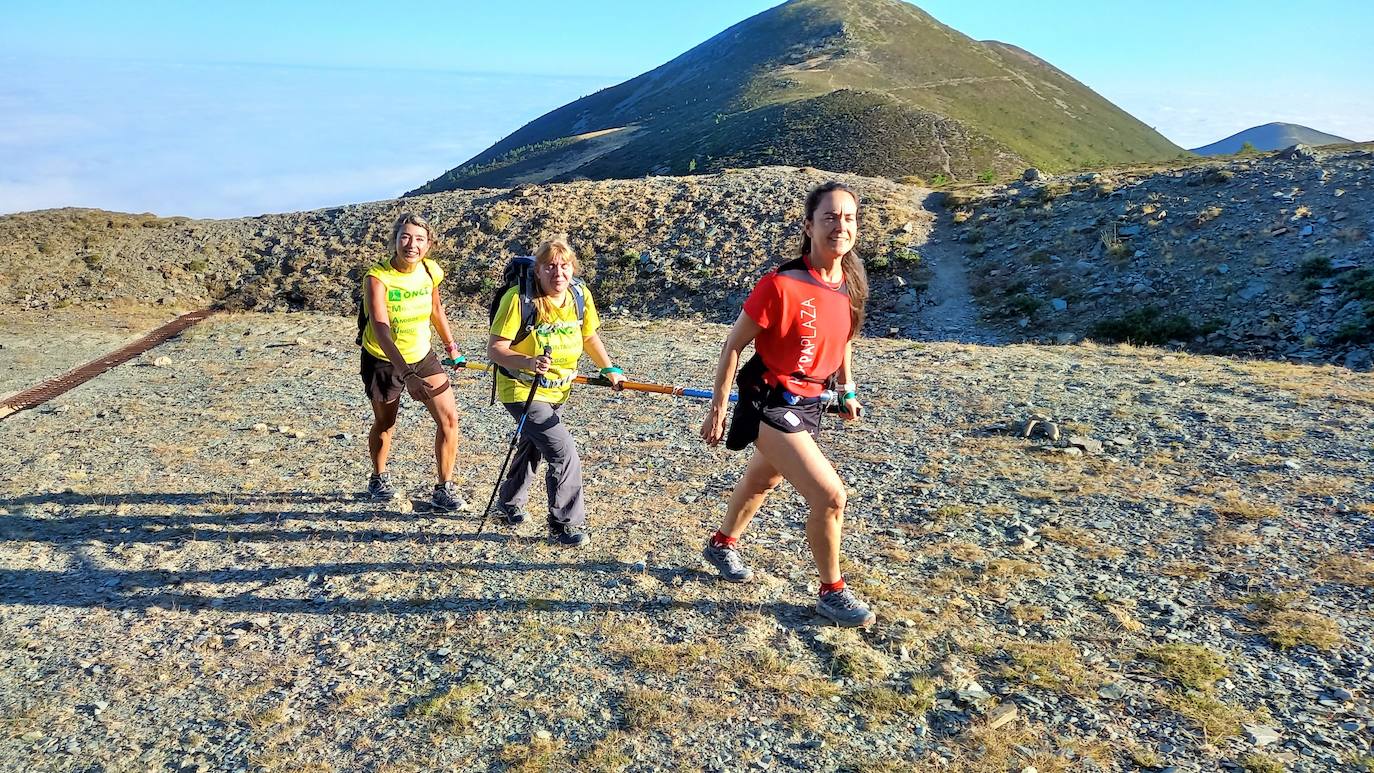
[699,182,874,627]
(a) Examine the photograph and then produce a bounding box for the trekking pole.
[475,346,551,536]
[457,360,738,402]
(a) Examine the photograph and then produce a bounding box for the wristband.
[841,382,857,394]
[444,342,460,353]
[599,365,624,376]
[842,391,857,402]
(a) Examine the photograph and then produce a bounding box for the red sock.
[710,530,737,549]
[819,578,846,596]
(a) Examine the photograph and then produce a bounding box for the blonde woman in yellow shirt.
[360,213,466,511]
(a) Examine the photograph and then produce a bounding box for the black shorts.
[725,357,824,451]
[360,349,446,403]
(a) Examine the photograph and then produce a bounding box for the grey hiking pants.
[498,401,585,527]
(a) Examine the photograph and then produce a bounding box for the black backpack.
[355,260,436,347]
[487,256,585,403]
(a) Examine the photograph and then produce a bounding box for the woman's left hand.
[605,371,625,391]
[840,396,863,421]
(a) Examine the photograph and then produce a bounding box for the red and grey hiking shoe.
[702,538,754,583]
[817,588,876,628]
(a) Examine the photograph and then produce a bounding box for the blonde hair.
[391,212,437,260]
[532,235,580,323]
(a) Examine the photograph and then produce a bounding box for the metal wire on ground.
[0,308,216,421]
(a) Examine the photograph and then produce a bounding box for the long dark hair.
[799,181,868,338]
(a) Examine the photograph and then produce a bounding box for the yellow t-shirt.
[490,284,600,404]
[361,258,445,364]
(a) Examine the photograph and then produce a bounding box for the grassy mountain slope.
[409,0,1184,194]
[1190,122,1355,155]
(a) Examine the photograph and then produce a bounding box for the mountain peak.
[409,0,1181,194]
[1190,122,1354,155]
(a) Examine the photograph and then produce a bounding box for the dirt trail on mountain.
[911,202,1001,344]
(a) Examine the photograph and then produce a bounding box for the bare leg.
[754,425,847,583]
[368,398,400,475]
[717,451,784,538]
[420,375,459,483]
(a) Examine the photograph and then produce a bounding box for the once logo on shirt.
[798,297,818,366]
[387,287,430,302]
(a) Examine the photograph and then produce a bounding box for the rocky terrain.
[0,167,933,337]
[947,144,1374,370]
[1,308,1372,772]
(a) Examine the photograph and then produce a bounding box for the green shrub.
[1091,306,1201,344]
[1341,267,1374,300]
[1237,141,1260,155]
[977,169,996,184]
[930,174,949,187]
[619,249,640,268]
[1298,255,1333,279]
[868,252,891,272]
[896,249,922,265]
[186,259,208,273]
[483,212,512,234]
[82,253,102,268]
[1005,293,1041,317]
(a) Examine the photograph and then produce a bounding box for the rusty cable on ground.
[0,309,216,421]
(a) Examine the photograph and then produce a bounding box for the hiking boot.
[494,505,528,526]
[367,472,397,501]
[816,588,876,628]
[431,481,466,512]
[547,518,590,547]
[702,538,754,583]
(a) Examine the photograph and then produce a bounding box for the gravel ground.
[1,309,1371,772]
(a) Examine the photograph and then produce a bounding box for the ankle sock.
[710,530,738,549]
[819,578,846,596]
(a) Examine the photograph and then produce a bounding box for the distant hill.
[409,0,1183,194]
[1190,122,1353,155]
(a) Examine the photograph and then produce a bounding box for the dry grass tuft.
[1261,610,1343,651]
[499,735,566,773]
[849,677,935,722]
[1139,643,1228,691]
[1315,553,1374,587]
[407,682,484,733]
[1161,690,1260,741]
[999,640,1093,694]
[1038,526,1125,560]
[1214,493,1282,521]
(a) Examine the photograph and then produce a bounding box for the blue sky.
[2,0,1370,218]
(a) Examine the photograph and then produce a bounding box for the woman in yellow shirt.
[360,213,465,511]
[487,236,624,546]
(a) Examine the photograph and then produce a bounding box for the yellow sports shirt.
[490,285,600,404]
[361,258,444,364]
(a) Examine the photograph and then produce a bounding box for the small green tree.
[1238,141,1259,155]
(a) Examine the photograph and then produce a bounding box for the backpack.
[355,260,436,347]
[487,255,586,404]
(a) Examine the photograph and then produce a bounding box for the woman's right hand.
[700,403,728,446]
[530,353,553,374]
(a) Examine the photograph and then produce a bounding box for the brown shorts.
[360,349,446,403]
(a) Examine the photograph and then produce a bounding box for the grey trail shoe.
[548,518,590,547]
[816,588,876,628]
[702,538,754,583]
[367,472,397,501]
[431,481,466,512]
[494,505,528,526]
